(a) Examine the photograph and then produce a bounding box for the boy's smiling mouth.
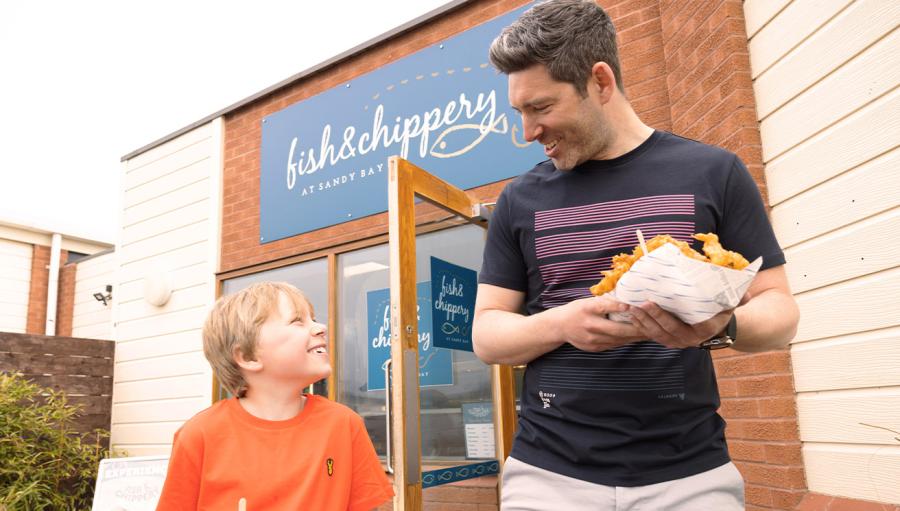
[307,343,327,354]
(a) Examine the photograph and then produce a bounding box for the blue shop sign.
[259,3,540,242]
[430,257,476,352]
[366,283,453,391]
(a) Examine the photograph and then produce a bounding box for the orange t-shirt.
[156,395,393,511]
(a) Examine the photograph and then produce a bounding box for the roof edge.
[68,246,115,264]
[0,218,115,248]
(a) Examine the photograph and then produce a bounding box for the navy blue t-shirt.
[479,130,785,486]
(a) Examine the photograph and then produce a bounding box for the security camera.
[93,285,113,306]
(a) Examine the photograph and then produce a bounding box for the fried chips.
[589,233,750,296]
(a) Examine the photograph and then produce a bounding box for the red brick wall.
[221,1,815,510]
[657,0,766,200]
[656,1,805,509]
[713,349,806,510]
[603,0,672,131]
[56,260,76,337]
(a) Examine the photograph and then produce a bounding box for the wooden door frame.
[388,156,515,510]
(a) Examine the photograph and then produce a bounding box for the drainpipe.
[45,233,61,336]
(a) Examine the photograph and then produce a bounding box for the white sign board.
[462,402,495,459]
[91,456,169,511]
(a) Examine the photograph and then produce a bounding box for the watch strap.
[726,313,737,340]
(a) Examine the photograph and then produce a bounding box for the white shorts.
[500,457,745,511]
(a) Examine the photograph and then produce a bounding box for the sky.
[0,0,450,244]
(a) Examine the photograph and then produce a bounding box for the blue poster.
[259,3,541,242]
[366,282,453,391]
[430,257,476,351]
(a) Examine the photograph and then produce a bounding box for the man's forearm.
[732,289,799,352]
[472,308,566,365]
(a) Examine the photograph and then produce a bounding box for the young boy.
[156,282,393,510]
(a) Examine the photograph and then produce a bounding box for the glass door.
[336,224,492,463]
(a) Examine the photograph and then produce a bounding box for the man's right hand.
[474,284,645,365]
[557,295,645,352]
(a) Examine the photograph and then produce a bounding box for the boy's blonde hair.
[203,281,312,396]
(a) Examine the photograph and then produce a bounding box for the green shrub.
[0,372,110,510]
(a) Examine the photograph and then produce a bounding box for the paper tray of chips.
[605,242,762,325]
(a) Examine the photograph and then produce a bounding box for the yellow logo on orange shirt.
[326,458,334,477]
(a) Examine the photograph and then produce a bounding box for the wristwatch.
[699,314,737,350]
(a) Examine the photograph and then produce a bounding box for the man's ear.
[233,346,263,372]
[589,62,617,103]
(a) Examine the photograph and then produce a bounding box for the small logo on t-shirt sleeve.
[326,458,334,477]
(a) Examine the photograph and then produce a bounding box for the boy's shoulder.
[307,395,364,425]
[175,398,235,437]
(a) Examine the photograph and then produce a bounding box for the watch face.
[700,336,734,350]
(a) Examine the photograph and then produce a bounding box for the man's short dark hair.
[489,0,624,95]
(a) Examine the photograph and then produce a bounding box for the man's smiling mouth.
[544,139,559,156]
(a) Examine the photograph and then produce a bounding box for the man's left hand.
[628,302,732,349]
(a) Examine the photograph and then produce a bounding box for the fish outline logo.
[429,115,510,159]
[441,322,461,335]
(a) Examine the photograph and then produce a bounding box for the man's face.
[508,64,611,171]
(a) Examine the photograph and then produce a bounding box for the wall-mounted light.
[93,285,113,307]
[144,271,172,307]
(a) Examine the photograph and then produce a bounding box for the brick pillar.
[657,3,808,508]
[26,245,50,334]
[56,257,76,337]
[25,245,72,336]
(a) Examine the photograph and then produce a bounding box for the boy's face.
[254,292,331,388]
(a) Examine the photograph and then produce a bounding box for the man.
[472,1,800,510]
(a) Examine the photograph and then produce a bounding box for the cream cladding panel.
[744,0,900,504]
[112,118,223,456]
[0,239,32,333]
